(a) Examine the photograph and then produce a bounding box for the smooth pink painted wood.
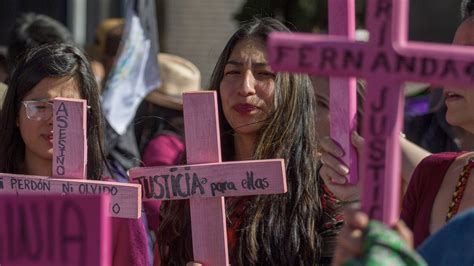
[361,80,403,222]
[267,0,474,225]
[183,91,228,266]
[53,98,87,179]
[328,0,358,184]
[0,173,141,219]
[0,194,110,266]
[129,159,286,200]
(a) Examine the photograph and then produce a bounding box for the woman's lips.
[41,133,53,144]
[233,104,256,115]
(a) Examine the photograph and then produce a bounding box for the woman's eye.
[225,70,240,75]
[258,72,276,78]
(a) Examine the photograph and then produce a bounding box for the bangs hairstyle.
[159,17,323,265]
[0,43,106,180]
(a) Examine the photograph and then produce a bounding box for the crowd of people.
[1,1,474,265]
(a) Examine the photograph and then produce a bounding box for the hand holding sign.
[268,0,474,224]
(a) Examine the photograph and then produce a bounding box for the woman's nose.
[238,70,256,96]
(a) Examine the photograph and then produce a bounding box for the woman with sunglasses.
[0,43,148,266]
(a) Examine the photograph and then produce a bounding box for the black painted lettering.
[56,166,65,176]
[10,178,17,189]
[56,116,68,128]
[440,59,459,78]
[298,45,313,68]
[276,45,294,65]
[421,57,437,76]
[112,203,120,214]
[377,21,388,47]
[368,164,385,181]
[370,52,391,73]
[191,173,205,195]
[56,102,69,117]
[369,114,388,136]
[153,175,166,199]
[17,203,43,260]
[375,0,391,18]
[162,175,171,199]
[171,174,189,197]
[47,200,55,261]
[60,200,86,265]
[464,62,474,80]
[370,87,388,112]
[319,47,338,70]
[396,55,416,73]
[62,183,72,193]
[342,49,364,70]
[369,139,385,161]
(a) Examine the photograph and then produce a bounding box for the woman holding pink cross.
[0,43,149,265]
[157,17,341,265]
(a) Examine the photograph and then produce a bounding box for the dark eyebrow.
[226,60,268,68]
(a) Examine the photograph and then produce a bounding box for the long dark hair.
[159,17,323,265]
[0,43,106,180]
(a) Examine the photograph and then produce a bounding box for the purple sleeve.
[111,217,149,266]
[142,134,185,167]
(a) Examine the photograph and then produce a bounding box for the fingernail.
[341,166,349,175]
[330,177,347,185]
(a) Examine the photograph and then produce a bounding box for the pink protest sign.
[328,0,358,184]
[268,0,474,225]
[0,194,110,266]
[130,160,286,200]
[53,98,87,179]
[0,173,141,219]
[129,91,287,265]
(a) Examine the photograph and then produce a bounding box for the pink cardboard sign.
[0,194,110,266]
[129,91,287,265]
[267,0,474,225]
[0,173,141,219]
[53,98,87,179]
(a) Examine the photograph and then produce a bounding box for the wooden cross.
[328,0,358,184]
[0,98,142,219]
[129,91,287,265]
[268,0,474,224]
[0,194,110,266]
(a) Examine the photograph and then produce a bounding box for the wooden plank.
[0,173,141,219]
[129,159,287,200]
[328,0,358,184]
[183,91,228,266]
[0,194,110,266]
[53,98,87,180]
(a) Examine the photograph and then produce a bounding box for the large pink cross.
[129,91,287,265]
[0,98,142,219]
[268,0,474,224]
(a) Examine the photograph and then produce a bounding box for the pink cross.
[268,0,474,224]
[129,91,287,265]
[0,98,142,219]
